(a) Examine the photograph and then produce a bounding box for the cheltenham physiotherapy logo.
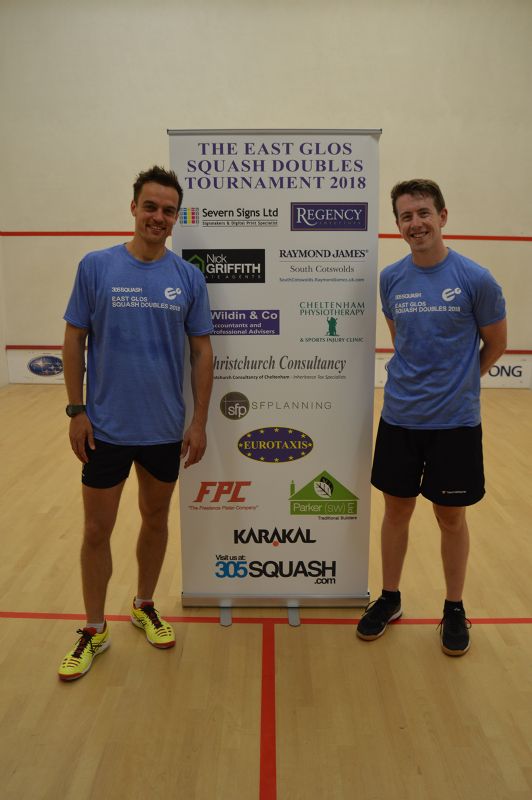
[289,471,358,517]
[179,207,199,225]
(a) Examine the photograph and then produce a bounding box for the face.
[130,182,180,246]
[395,193,447,262]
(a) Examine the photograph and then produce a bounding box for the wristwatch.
[66,404,87,417]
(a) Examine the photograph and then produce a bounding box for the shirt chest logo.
[164,287,182,301]
[442,287,462,302]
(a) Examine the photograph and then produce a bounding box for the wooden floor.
[0,384,531,800]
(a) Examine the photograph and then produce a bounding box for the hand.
[181,421,207,469]
[69,413,95,463]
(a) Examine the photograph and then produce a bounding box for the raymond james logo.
[290,471,358,517]
[233,527,316,546]
[291,203,368,232]
[212,309,279,335]
[182,249,265,284]
[238,427,313,463]
[179,207,199,225]
[442,287,462,302]
[27,355,63,376]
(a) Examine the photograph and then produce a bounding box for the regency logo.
[182,249,265,283]
[289,471,358,517]
[238,427,313,463]
[290,202,368,232]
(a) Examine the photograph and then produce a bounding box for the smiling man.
[357,179,506,656]
[59,166,213,681]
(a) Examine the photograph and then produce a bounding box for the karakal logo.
[291,202,368,232]
[182,249,265,283]
[238,427,313,463]
[27,355,63,376]
[290,471,358,516]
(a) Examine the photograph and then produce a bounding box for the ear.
[440,207,448,228]
[130,199,137,217]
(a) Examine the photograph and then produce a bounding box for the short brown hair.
[133,165,183,209]
[391,179,445,220]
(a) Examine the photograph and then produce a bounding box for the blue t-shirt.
[380,248,505,429]
[64,244,213,445]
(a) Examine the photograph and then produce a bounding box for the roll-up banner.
[169,129,380,608]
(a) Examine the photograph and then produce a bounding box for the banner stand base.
[182,592,370,610]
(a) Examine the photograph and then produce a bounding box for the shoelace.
[362,597,397,620]
[141,605,163,629]
[72,628,98,658]
[437,611,472,634]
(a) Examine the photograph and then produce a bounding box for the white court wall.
[0,0,531,354]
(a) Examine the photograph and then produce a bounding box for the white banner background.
[171,129,380,606]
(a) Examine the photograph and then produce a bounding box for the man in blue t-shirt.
[357,179,506,656]
[58,166,214,681]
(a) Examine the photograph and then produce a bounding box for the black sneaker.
[356,595,402,640]
[438,606,471,656]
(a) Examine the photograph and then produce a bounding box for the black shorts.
[371,418,485,507]
[82,439,182,489]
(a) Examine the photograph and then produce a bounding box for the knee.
[383,495,416,526]
[433,505,466,534]
[83,519,113,548]
[139,501,170,531]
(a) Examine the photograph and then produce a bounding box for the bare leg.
[81,481,125,622]
[381,493,417,591]
[135,463,177,600]
[433,504,469,600]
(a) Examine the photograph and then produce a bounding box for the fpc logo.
[289,471,358,517]
[179,208,199,225]
[193,481,251,503]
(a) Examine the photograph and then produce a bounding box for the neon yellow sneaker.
[58,625,110,681]
[131,601,175,649]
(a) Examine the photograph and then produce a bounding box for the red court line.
[260,622,277,800]
[1,610,531,624]
[0,231,134,237]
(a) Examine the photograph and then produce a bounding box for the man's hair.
[391,179,445,220]
[133,165,183,209]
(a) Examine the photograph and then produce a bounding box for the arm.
[385,316,396,346]
[479,318,507,376]
[181,335,214,469]
[63,322,95,463]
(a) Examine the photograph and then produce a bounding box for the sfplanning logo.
[289,470,358,517]
[291,202,368,232]
[182,249,265,283]
[220,392,250,420]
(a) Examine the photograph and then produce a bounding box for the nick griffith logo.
[182,249,265,284]
[179,207,199,225]
[291,202,368,232]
